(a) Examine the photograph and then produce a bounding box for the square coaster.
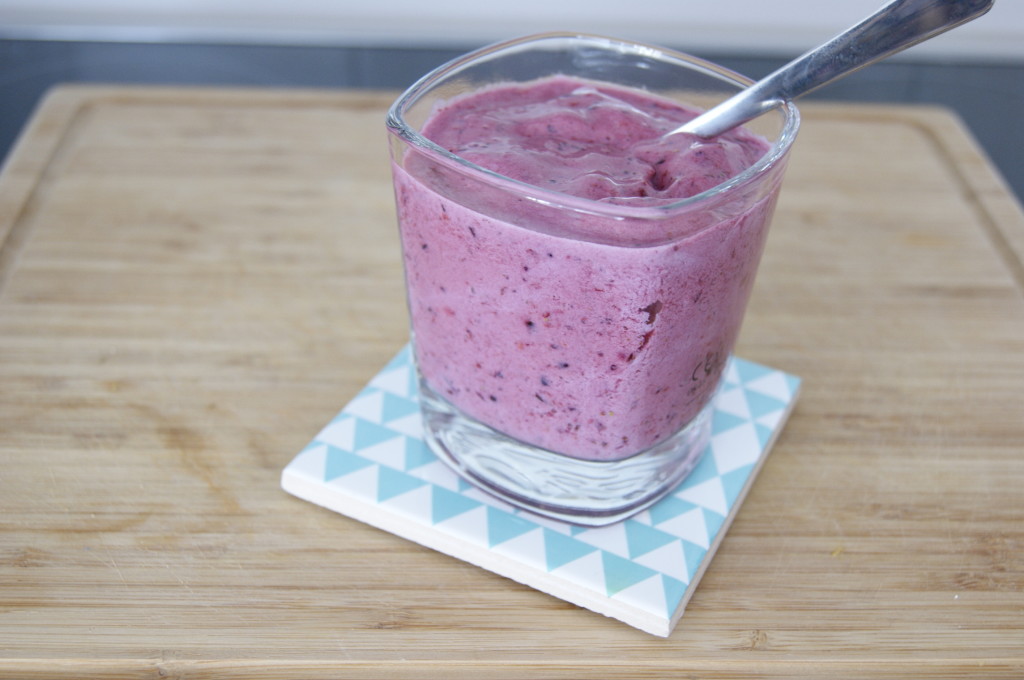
[282,345,800,637]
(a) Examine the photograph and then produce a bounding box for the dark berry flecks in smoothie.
[395,75,777,460]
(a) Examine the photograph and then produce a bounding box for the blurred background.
[1,0,1022,199]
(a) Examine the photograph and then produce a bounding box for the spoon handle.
[676,0,994,138]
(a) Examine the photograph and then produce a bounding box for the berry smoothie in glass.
[386,33,799,525]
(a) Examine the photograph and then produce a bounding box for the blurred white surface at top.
[0,0,1020,60]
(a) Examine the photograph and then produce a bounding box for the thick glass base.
[418,379,712,527]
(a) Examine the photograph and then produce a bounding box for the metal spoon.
[671,0,994,139]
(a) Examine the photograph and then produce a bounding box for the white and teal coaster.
[282,345,800,637]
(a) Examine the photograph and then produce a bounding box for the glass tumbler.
[386,33,799,526]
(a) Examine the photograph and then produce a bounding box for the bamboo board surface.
[1,86,1022,679]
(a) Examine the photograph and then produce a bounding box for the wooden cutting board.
[1,85,1022,679]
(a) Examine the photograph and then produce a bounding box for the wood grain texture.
[1,86,1022,679]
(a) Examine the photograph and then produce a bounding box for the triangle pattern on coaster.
[733,358,776,385]
[324,445,373,482]
[403,437,436,471]
[282,344,800,637]
[380,483,433,521]
[289,443,327,480]
[436,504,489,547]
[647,496,698,527]
[612,574,667,615]
[354,419,403,452]
[721,466,756,507]
[410,459,463,492]
[624,520,679,560]
[712,408,749,435]
[746,371,796,402]
[385,413,423,440]
[357,435,407,471]
[702,507,727,542]
[755,409,785,431]
[711,423,762,475]
[345,391,384,423]
[661,574,689,614]
[544,528,600,571]
[744,389,788,420]
[315,417,356,451]
[327,463,379,503]
[633,540,690,584]
[574,522,631,559]
[755,423,776,448]
[370,365,413,397]
[377,465,428,503]
[382,391,421,423]
[549,549,606,592]
[431,485,483,524]
[491,527,547,572]
[653,506,709,551]
[602,551,659,597]
[714,387,752,421]
[487,506,538,548]
[681,541,709,582]
[675,477,729,517]
[674,451,720,488]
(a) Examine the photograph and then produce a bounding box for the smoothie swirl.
[422,77,768,204]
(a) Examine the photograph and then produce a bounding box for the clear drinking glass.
[386,33,799,526]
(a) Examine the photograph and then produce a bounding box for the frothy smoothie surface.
[421,76,769,203]
[394,75,780,461]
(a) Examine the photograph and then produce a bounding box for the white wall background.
[0,0,1020,61]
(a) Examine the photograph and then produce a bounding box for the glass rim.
[386,31,801,220]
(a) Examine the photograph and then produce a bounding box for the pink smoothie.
[392,76,779,461]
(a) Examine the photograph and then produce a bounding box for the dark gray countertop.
[1,39,1021,201]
